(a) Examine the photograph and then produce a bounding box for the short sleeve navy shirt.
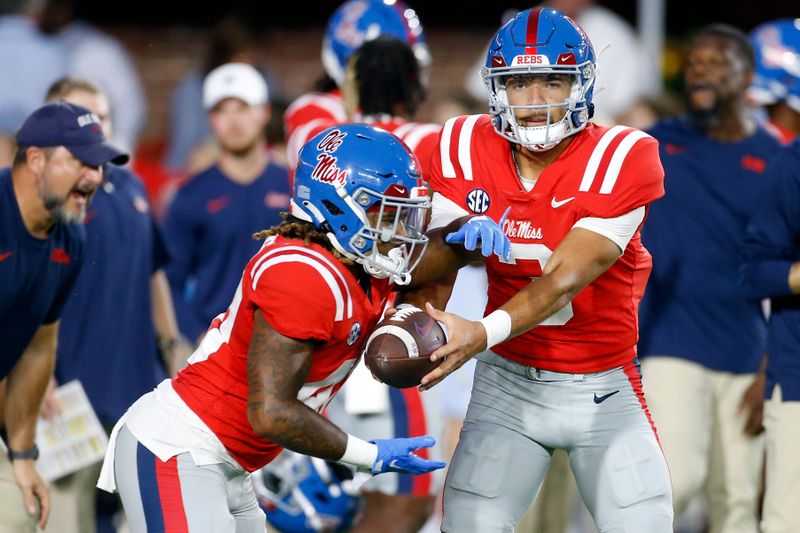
[56,166,169,425]
[0,167,85,379]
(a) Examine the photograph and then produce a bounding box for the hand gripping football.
[363,306,446,389]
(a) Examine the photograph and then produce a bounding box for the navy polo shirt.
[163,162,290,341]
[639,117,783,373]
[56,166,170,425]
[0,168,84,379]
[741,139,800,400]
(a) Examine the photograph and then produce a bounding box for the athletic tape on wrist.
[339,434,378,470]
[478,309,512,349]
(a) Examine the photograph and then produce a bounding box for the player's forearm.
[502,272,579,338]
[4,335,56,449]
[410,218,479,287]
[398,270,459,311]
[502,245,616,338]
[151,270,181,344]
[248,399,348,461]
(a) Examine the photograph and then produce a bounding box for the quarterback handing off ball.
[364,306,446,388]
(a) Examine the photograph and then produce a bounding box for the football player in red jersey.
[284,0,430,183]
[341,35,441,177]
[320,35,445,533]
[96,125,446,533]
[396,8,674,532]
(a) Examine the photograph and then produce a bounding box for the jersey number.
[504,243,574,326]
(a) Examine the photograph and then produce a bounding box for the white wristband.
[478,310,512,350]
[339,434,378,471]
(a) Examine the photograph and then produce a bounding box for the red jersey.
[284,89,440,182]
[172,235,392,472]
[362,116,440,180]
[430,115,664,373]
[284,90,346,175]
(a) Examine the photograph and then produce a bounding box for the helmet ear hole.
[322,199,344,216]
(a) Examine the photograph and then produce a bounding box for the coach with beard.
[0,101,127,533]
[636,24,784,531]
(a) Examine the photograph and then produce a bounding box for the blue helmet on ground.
[482,7,596,151]
[254,451,361,533]
[749,19,800,113]
[290,123,430,285]
[322,0,431,86]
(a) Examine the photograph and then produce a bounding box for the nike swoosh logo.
[0,251,14,262]
[414,319,434,338]
[593,390,620,404]
[551,196,575,208]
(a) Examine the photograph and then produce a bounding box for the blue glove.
[369,436,447,475]
[446,208,511,261]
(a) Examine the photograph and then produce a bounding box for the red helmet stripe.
[524,7,542,55]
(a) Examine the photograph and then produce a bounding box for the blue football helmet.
[290,123,430,285]
[482,7,596,151]
[254,451,361,533]
[322,0,431,86]
[749,19,800,113]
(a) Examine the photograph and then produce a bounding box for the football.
[363,306,446,389]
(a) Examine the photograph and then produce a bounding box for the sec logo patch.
[347,322,361,346]
[466,189,491,214]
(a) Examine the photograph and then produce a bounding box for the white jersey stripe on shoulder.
[252,245,352,318]
[285,93,347,123]
[579,125,629,192]
[402,123,440,152]
[287,118,328,171]
[458,115,481,181]
[599,130,650,194]
[392,122,416,140]
[440,117,459,178]
[252,254,346,321]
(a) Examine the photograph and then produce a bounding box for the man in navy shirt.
[0,101,127,532]
[39,78,190,533]
[638,25,784,531]
[163,63,290,344]
[741,138,800,533]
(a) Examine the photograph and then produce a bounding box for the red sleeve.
[284,92,344,139]
[284,92,346,176]
[428,115,470,203]
[580,134,665,219]
[414,129,440,184]
[248,258,339,342]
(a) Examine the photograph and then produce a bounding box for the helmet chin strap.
[360,246,411,285]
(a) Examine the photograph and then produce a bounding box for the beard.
[37,179,89,225]
[685,88,733,130]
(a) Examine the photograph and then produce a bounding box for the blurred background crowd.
[1,0,799,532]
[1,0,791,211]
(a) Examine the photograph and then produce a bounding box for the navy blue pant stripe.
[388,387,413,494]
[136,442,166,532]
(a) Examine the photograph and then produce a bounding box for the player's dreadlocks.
[352,35,425,117]
[253,213,355,265]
